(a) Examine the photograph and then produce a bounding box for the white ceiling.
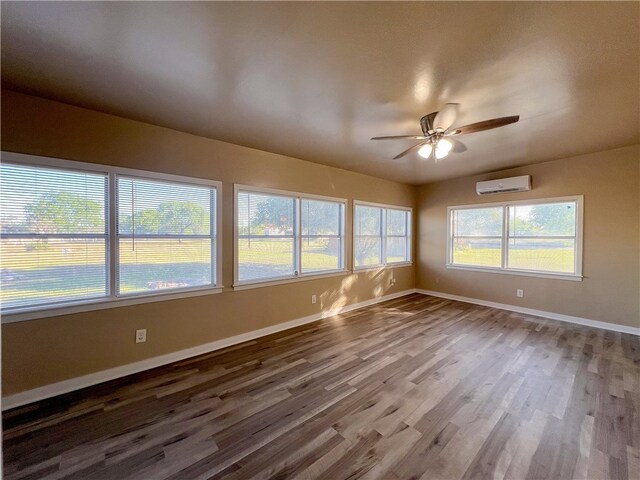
[2,2,639,185]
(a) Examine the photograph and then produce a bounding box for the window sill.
[1,286,223,323]
[445,264,583,281]
[353,262,413,272]
[233,270,350,291]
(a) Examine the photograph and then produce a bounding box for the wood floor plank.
[3,294,638,480]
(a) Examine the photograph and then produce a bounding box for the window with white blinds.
[354,205,382,267]
[385,208,411,264]
[116,176,217,295]
[235,187,345,285]
[0,162,109,310]
[354,202,412,269]
[0,154,221,317]
[301,198,344,274]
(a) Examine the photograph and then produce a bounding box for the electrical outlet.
[135,329,147,343]
[311,294,317,304]
[516,289,524,298]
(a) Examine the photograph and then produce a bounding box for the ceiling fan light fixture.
[417,143,433,159]
[435,138,453,159]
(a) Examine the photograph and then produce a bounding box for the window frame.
[353,200,413,271]
[1,151,222,323]
[233,184,347,290]
[446,195,584,281]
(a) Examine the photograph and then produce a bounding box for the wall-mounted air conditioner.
[476,175,531,196]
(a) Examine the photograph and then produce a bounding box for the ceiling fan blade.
[432,103,460,132]
[449,115,520,136]
[371,135,428,140]
[393,142,427,160]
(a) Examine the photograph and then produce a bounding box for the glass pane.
[237,192,294,237]
[355,206,381,236]
[509,202,576,237]
[452,207,503,236]
[386,209,407,236]
[301,199,341,236]
[301,236,340,273]
[118,238,212,294]
[355,236,382,267]
[452,238,502,267]
[0,163,106,235]
[507,238,575,273]
[0,238,107,309]
[238,237,295,281]
[386,237,408,263]
[118,177,212,235]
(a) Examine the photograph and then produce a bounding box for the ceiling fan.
[371,104,519,160]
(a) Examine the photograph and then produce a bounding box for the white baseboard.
[417,289,640,336]
[2,289,417,411]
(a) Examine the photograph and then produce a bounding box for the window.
[235,186,345,286]
[301,199,344,274]
[117,176,217,295]
[448,196,583,279]
[0,152,221,319]
[385,208,411,264]
[0,162,108,310]
[354,202,412,269]
[450,206,503,268]
[237,191,296,282]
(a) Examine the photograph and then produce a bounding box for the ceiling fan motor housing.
[420,112,438,135]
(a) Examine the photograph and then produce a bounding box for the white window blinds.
[0,162,108,310]
[354,205,383,267]
[354,204,412,268]
[237,191,296,283]
[301,198,344,274]
[385,208,411,264]
[236,188,345,285]
[116,176,216,295]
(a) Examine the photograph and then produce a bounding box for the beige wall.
[2,89,637,397]
[417,145,640,328]
[1,90,417,395]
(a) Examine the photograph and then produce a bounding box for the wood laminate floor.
[3,294,640,480]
